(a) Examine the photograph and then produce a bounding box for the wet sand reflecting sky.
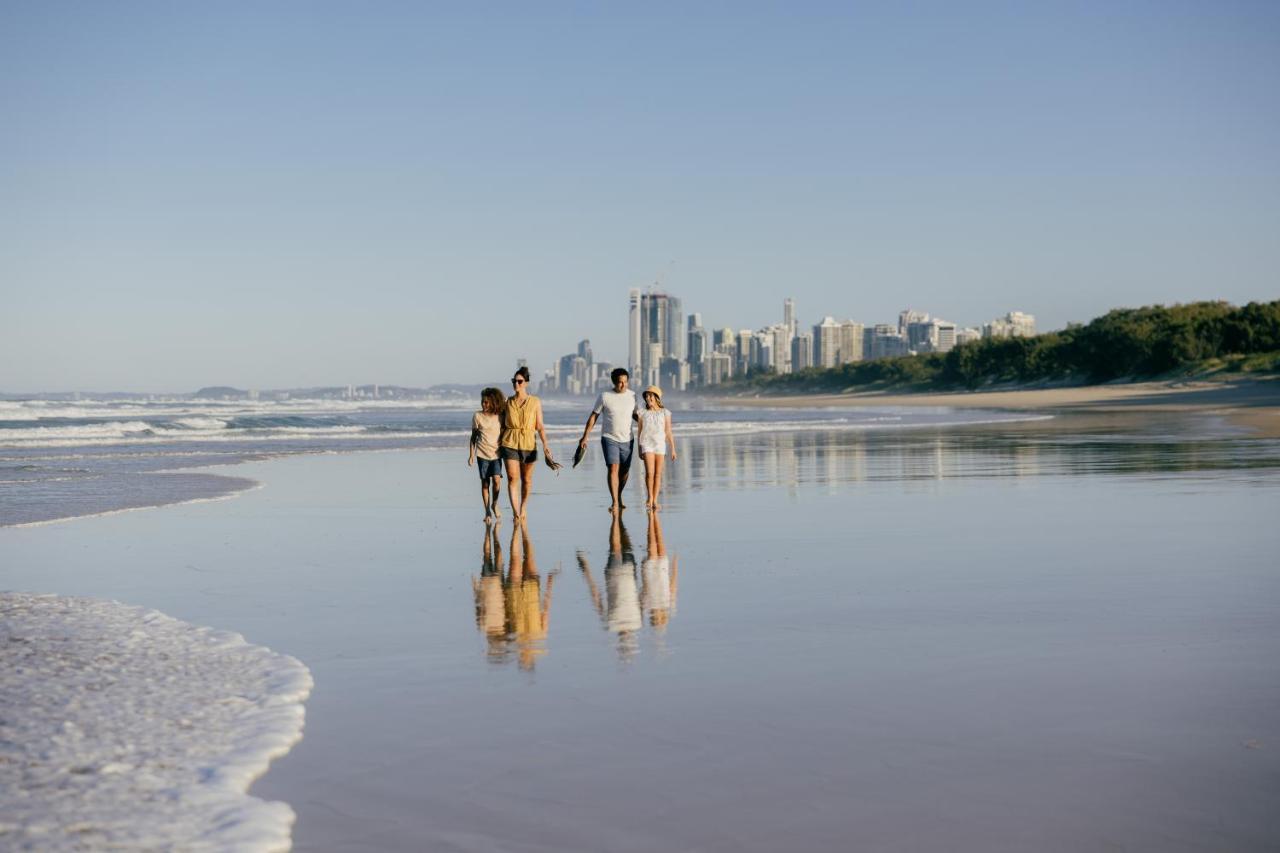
[3,412,1278,851]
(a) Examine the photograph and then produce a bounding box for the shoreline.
[713,377,1280,438]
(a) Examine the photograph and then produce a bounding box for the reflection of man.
[577,514,640,660]
[577,368,638,514]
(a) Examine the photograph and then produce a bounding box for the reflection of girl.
[637,385,676,511]
[499,366,555,522]
[641,511,678,629]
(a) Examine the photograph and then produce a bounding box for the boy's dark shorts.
[477,457,503,480]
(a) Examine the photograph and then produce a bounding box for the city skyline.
[5,3,1279,392]
[539,288,1036,396]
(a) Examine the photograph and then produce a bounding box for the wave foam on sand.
[0,593,313,852]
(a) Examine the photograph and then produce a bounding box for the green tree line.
[718,300,1280,394]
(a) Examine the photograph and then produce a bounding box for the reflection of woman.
[503,522,556,671]
[641,511,678,629]
[499,366,554,521]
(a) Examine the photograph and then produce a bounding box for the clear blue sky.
[3,1,1278,392]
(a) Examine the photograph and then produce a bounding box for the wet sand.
[3,414,1279,851]
[721,378,1280,438]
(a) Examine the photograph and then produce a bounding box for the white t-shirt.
[592,389,637,443]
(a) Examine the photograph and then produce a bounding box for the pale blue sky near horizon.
[3,1,1278,392]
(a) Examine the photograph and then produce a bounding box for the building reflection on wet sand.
[472,523,558,671]
[666,417,1280,494]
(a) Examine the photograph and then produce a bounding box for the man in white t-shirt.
[578,367,638,513]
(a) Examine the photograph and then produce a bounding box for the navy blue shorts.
[601,437,634,472]
[477,457,502,480]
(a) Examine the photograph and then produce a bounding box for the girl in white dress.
[637,385,677,511]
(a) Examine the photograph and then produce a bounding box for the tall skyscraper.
[783,298,796,338]
[633,290,685,385]
[628,289,642,378]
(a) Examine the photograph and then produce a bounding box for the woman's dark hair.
[480,387,504,414]
[512,366,531,384]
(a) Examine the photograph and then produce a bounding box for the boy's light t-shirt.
[471,412,501,460]
[592,389,638,443]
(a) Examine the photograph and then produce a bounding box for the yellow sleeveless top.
[500,395,539,451]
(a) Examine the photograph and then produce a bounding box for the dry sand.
[721,377,1280,438]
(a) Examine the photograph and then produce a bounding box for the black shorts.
[499,446,538,464]
[476,457,502,480]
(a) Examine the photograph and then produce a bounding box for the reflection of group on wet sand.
[472,522,558,670]
[472,512,677,668]
[576,512,678,661]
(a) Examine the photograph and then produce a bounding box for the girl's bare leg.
[652,454,665,510]
[504,459,523,519]
[642,454,654,508]
[480,481,493,522]
[490,477,502,518]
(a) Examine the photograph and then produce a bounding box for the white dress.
[637,409,669,455]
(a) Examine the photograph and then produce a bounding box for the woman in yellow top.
[500,366,555,521]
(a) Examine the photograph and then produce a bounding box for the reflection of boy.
[472,527,505,658]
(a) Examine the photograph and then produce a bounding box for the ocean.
[0,396,1055,527]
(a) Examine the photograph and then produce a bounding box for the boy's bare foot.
[653,503,661,511]
[608,504,618,514]
[492,506,501,519]
[484,513,493,524]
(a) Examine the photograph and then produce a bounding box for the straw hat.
[643,385,663,400]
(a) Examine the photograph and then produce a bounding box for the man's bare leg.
[607,463,621,513]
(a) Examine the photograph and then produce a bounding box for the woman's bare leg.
[504,459,523,519]
[652,454,665,510]
[519,461,535,519]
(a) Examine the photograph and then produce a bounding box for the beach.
[722,377,1280,437]
[3,402,1279,851]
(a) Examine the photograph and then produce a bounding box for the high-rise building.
[632,290,684,384]
[736,329,753,375]
[870,324,909,359]
[956,327,982,346]
[577,339,592,363]
[984,311,1037,338]
[837,321,864,364]
[783,298,796,338]
[791,332,813,371]
[628,289,642,378]
[813,317,841,368]
[899,309,929,337]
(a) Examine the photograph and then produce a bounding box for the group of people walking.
[467,367,677,522]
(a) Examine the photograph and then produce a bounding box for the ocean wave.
[0,592,312,851]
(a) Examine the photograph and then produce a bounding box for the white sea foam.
[0,592,313,851]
